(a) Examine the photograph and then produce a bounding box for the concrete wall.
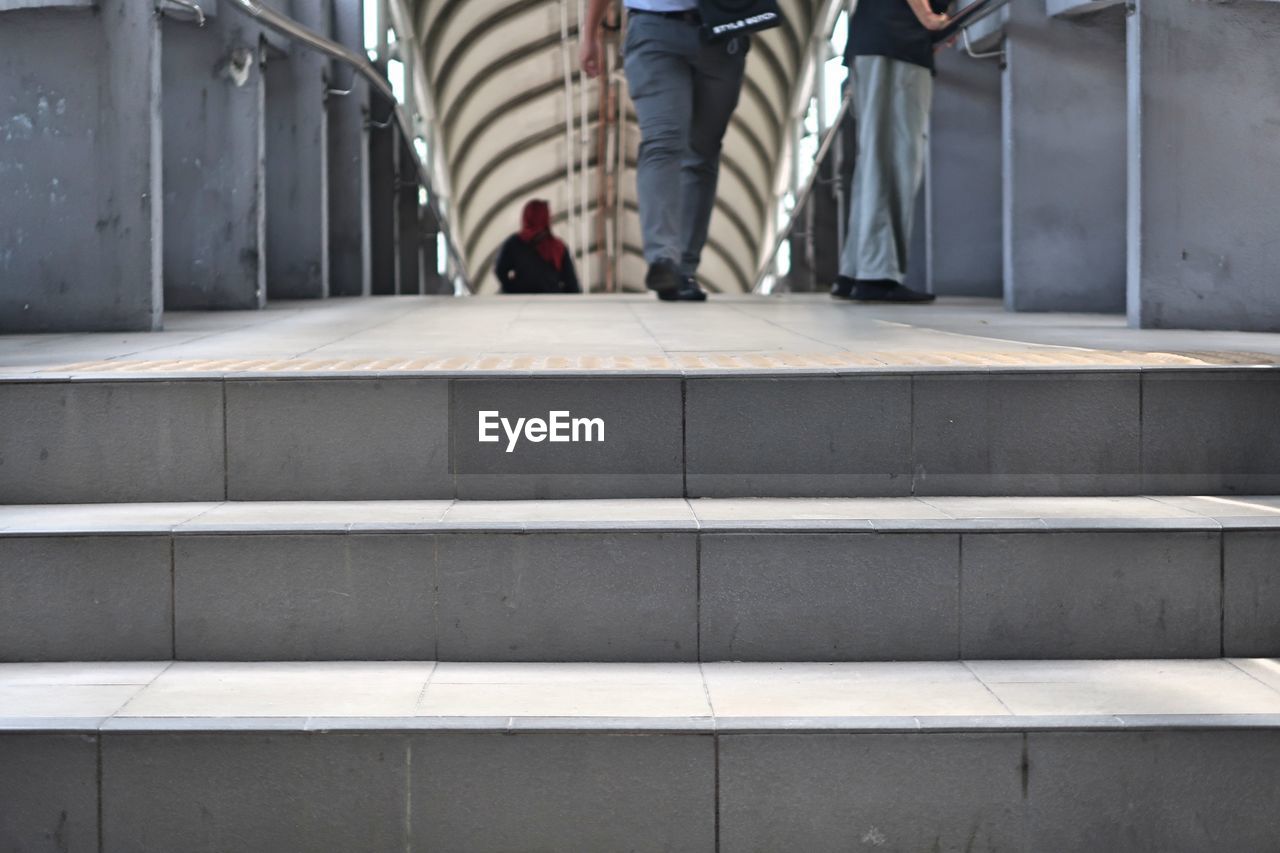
[0,3,162,332]
[927,47,1003,298]
[1127,0,1280,331]
[328,0,372,297]
[162,12,267,311]
[1002,1,1127,313]
[265,0,331,300]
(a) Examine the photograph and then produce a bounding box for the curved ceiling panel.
[414,0,820,293]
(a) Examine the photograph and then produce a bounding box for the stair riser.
[6,729,1279,852]
[4,529,1275,662]
[4,370,1279,503]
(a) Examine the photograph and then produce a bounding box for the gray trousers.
[623,13,747,274]
[841,55,934,283]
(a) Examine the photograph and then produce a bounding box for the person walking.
[494,200,583,294]
[832,0,951,303]
[581,0,750,302]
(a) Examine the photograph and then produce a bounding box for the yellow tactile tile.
[38,347,1280,376]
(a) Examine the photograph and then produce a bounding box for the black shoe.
[831,276,857,299]
[658,275,708,302]
[851,279,937,303]
[645,260,682,297]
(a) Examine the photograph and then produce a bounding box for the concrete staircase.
[3,497,1278,664]
[4,367,1280,503]
[4,376,1280,851]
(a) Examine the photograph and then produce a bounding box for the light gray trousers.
[623,13,747,275]
[841,55,934,283]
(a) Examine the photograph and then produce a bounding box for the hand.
[923,12,951,31]
[580,37,602,78]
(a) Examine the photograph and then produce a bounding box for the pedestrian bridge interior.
[3,1,1280,850]
[416,0,823,294]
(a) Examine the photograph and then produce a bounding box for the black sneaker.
[831,276,857,299]
[851,279,936,304]
[645,260,682,297]
[658,275,708,302]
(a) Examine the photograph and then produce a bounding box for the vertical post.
[1001,2,1126,312]
[398,135,422,294]
[163,10,267,311]
[925,46,1003,298]
[1127,0,1280,331]
[0,1,163,332]
[421,204,447,294]
[265,0,332,300]
[368,101,399,295]
[808,142,843,289]
[329,0,373,297]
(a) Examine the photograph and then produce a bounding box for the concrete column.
[926,47,1003,299]
[328,0,371,297]
[162,11,267,311]
[0,1,162,332]
[369,104,398,295]
[398,136,422,294]
[1128,0,1280,331]
[264,0,331,299]
[1002,2,1127,312]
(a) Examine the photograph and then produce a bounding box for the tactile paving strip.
[38,348,1280,375]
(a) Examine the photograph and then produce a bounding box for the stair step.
[4,659,1280,851]
[2,498,1277,663]
[4,367,1280,503]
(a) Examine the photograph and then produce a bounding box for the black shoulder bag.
[697,0,783,41]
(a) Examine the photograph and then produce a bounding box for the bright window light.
[776,239,792,278]
[822,58,848,129]
[387,59,405,104]
[829,10,849,56]
[437,233,448,276]
[413,136,429,163]
[363,1,380,60]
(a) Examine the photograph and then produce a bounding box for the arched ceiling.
[414,0,820,293]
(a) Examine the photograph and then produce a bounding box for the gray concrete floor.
[3,295,1280,375]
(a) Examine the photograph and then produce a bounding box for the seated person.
[495,200,582,294]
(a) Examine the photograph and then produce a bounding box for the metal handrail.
[222,0,473,292]
[164,0,206,27]
[933,0,1015,43]
[753,87,854,293]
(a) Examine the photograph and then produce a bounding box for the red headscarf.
[518,199,568,272]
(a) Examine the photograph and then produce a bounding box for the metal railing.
[935,0,1015,43]
[752,86,854,293]
[753,0,1015,293]
[222,0,473,293]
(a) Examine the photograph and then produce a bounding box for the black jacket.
[847,0,951,72]
[495,235,581,294]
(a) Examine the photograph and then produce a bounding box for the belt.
[630,8,702,24]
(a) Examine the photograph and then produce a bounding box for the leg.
[841,56,933,284]
[624,15,695,268]
[680,34,747,277]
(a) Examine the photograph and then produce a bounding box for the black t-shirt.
[846,0,950,72]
